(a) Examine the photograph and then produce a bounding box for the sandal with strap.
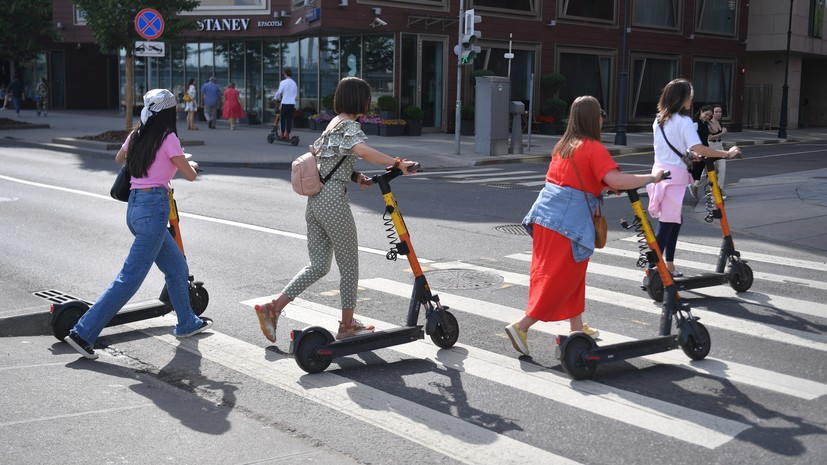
[335,319,375,340]
[254,301,283,343]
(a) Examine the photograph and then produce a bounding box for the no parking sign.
[135,8,164,40]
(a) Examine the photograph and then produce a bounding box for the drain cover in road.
[424,269,503,290]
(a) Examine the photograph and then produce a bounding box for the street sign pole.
[455,0,464,155]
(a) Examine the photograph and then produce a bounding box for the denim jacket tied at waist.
[521,182,599,262]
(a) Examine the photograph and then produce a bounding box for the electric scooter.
[289,164,460,374]
[641,158,753,302]
[48,188,209,340]
[555,172,712,380]
[266,108,300,146]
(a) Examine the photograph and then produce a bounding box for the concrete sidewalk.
[4,109,827,169]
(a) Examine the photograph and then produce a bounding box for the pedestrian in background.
[201,76,222,129]
[253,76,418,343]
[6,75,25,118]
[222,82,245,130]
[647,79,741,278]
[707,104,729,197]
[185,78,198,130]
[271,68,298,140]
[505,95,666,357]
[689,105,713,198]
[63,89,212,360]
[35,77,48,117]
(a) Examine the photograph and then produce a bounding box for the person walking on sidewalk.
[505,95,667,357]
[6,75,25,117]
[646,78,741,278]
[222,82,245,130]
[64,89,212,360]
[35,77,48,116]
[185,79,198,130]
[201,77,222,129]
[270,68,298,140]
[688,105,713,198]
[253,77,418,343]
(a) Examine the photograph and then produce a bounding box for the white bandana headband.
[140,89,178,125]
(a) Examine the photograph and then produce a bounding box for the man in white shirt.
[271,68,298,140]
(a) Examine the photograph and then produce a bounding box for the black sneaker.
[175,317,213,338]
[64,332,98,360]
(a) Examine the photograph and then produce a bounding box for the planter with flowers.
[310,112,333,131]
[535,114,558,135]
[378,119,407,137]
[292,109,307,128]
[359,116,381,135]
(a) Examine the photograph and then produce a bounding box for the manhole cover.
[495,224,528,236]
[425,269,503,290]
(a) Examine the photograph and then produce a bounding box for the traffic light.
[459,9,481,65]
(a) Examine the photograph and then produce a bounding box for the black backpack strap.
[320,156,347,183]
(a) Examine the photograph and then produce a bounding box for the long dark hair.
[127,107,178,178]
[553,95,602,159]
[657,78,693,125]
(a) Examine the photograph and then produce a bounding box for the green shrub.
[377,95,398,112]
[461,104,475,120]
[402,105,424,121]
[322,94,334,110]
[540,98,568,120]
[541,73,566,97]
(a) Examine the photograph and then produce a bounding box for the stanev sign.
[197,18,251,31]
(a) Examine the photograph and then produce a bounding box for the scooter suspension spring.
[704,183,716,223]
[383,209,399,261]
[621,217,649,268]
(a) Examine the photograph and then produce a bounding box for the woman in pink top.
[222,82,245,130]
[647,79,741,277]
[63,89,212,360]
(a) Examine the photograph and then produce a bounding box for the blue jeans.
[71,187,203,343]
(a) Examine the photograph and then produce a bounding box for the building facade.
[36,1,823,133]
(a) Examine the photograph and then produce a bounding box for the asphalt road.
[2,141,826,465]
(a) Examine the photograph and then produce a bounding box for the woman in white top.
[707,104,729,193]
[185,79,198,130]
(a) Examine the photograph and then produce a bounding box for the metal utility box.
[474,76,510,156]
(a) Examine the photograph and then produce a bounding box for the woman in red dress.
[505,96,667,357]
[222,82,246,130]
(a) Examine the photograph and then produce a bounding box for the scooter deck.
[108,299,173,326]
[673,272,729,291]
[579,335,678,364]
[316,326,424,359]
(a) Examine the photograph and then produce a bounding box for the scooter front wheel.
[429,311,459,349]
[560,336,596,380]
[295,330,333,374]
[679,321,711,360]
[267,133,276,143]
[290,136,300,146]
[728,262,753,293]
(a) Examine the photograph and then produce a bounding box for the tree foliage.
[73,0,199,128]
[0,0,59,64]
[73,0,199,54]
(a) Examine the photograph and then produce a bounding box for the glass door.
[401,34,446,131]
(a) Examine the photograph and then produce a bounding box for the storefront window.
[363,35,395,106]
[631,55,679,119]
[172,45,186,103]
[185,43,199,87]
[319,36,340,109]
[810,0,825,38]
[263,40,283,123]
[633,0,679,29]
[692,60,734,115]
[245,40,262,120]
[299,37,319,113]
[200,43,216,81]
[340,36,362,79]
[559,50,613,114]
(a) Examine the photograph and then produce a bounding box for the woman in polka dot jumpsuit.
[254,77,418,342]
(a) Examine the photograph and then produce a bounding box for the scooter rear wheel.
[295,330,332,374]
[189,284,209,316]
[429,311,459,349]
[679,321,711,360]
[290,136,300,146]
[51,305,87,341]
[560,336,596,380]
[645,272,665,302]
